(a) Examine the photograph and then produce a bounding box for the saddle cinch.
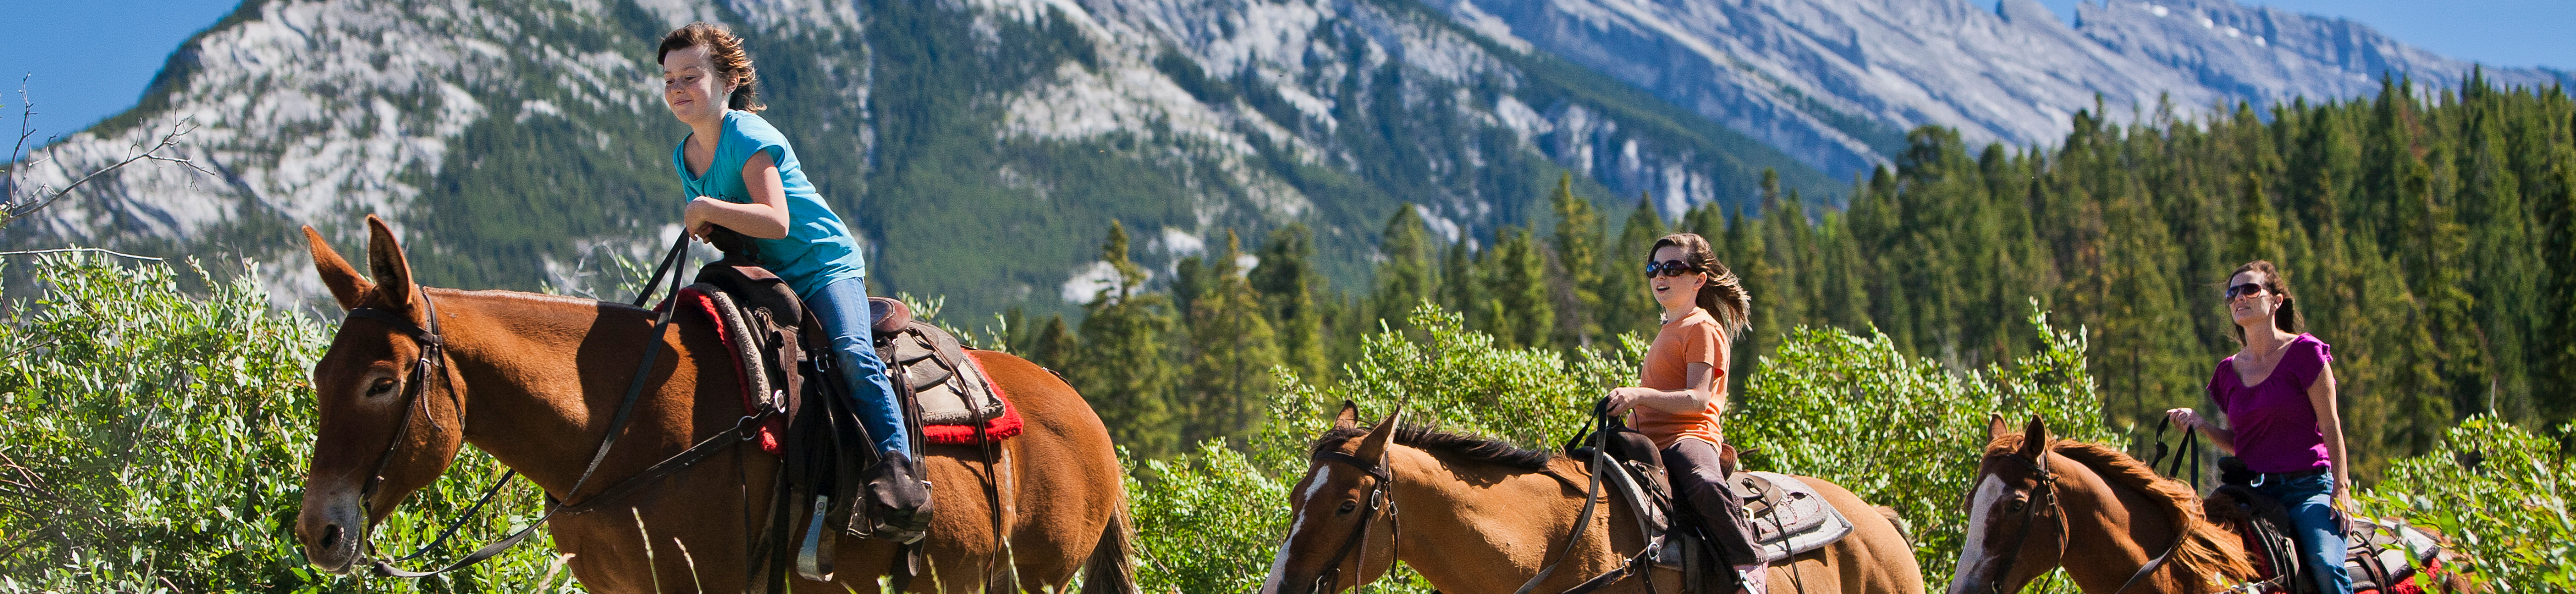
[1567,423,1855,591]
[2203,459,2448,594]
[676,258,1014,582]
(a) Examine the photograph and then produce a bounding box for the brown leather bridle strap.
[1983,447,2066,594]
[1308,449,1394,594]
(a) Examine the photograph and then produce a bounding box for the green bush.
[1730,302,2114,588]
[0,255,572,593]
[2358,415,2576,592]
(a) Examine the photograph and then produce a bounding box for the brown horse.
[1947,416,2470,594]
[1260,403,1924,594]
[291,216,1136,593]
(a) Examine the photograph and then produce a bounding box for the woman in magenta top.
[2166,260,2351,594]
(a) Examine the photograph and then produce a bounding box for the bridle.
[1978,446,2067,594]
[344,294,455,533]
[1303,447,1397,594]
[1979,442,2194,594]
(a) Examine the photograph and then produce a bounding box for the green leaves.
[2358,416,2576,592]
[0,255,572,593]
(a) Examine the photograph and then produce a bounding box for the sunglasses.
[2224,282,2267,300]
[1645,260,1704,278]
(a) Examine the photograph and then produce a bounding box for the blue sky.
[1,0,2571,144]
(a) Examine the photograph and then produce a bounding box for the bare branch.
[2,76,219,230]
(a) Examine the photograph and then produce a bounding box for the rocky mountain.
[1435,0,2576,176]
[8,0,2564,320]
[3,0,1827,318]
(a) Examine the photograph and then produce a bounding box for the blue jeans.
[2254,472,2349,594]
[804,277,911,458]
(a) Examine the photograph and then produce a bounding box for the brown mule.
[1260,403,1924,594]
[1947,416,2473,594]
[291,216,1137,593]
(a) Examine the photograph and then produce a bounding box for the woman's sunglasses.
[1645,260,1704,278]
[2224,282,2267,300]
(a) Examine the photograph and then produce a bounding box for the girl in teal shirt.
[657,23,926,536]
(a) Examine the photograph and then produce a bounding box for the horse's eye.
[1336,500,1358,515]
[2005,498,2027,513]
[367,378,398,396]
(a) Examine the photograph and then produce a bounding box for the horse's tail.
[1875,505,1912,545]
[1080,510,1139,594]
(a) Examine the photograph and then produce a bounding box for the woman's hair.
[1648,233,1751,339]
[2227,260,2302,343]
[657,22,765,113]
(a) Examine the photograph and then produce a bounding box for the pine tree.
[1072,220,1181,458]
[1028,314,1079,373]
[2224,172,2284,265]
[1182,230,1281,445]
[1479,226,1556,349]
[1549,173,1607,347]
[1251,223,1328,383]
[1439,240,1477,328]
[1603,194,1666,339]
[2539,148,2576,432]
[1372,204,1439,332]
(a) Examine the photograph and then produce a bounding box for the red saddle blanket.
[679,287,1021,454]
[924,352,1023,444]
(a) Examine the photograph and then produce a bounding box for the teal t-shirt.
[673,110,867,299]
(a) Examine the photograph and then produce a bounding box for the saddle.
[2202,459,2446,594]
[865,298,1018,443]
[1567,424,1854,589]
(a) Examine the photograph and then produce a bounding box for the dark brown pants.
[1663,438,1768,567]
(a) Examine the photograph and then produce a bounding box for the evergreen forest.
[1020,75,2576,483]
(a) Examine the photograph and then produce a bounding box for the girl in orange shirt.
[1602,232,1765,592]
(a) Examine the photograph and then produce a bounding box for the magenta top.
[2205,333,2334,474]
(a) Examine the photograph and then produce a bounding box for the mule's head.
[1947,415,2066,594]
[294,216,469,573]
[1259,401,1403,594]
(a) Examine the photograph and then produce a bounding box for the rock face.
[3,0,1823,316]
[1436,0,2574,176]
[7,0,2561,316]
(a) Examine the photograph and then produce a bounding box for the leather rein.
[341,234,774,578]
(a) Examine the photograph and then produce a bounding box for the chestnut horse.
[1948,416,2470,594]
[1261,404,1923,594]
[292,216,1135,593]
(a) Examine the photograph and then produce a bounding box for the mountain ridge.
[7,0,2563,320]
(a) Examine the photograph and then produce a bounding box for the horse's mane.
[1986,434,2258,583]
[429,287,653,314]
[1312,423,1556,471]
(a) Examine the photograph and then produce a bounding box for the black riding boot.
[859,451,933,542]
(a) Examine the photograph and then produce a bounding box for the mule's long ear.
[2018,416,2050,457]
[305,225,371,311]
[1355,407,1402,462]
[1987,414,2011,442]
[363,215,416,315]
[1334,400,1361,431]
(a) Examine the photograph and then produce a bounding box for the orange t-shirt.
[1634,308,1728,449]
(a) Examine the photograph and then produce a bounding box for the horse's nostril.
[319,524,344,550]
